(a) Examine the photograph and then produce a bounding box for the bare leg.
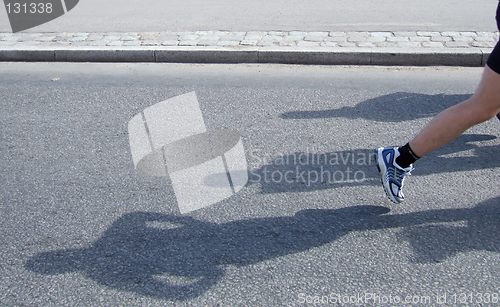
[409,65,500,158]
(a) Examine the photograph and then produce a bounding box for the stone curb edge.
[0,47,493,66]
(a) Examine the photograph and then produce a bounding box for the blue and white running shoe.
[375,147,414,204]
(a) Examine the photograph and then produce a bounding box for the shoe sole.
[375,148,401,204]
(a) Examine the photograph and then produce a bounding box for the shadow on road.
[399,197,499,263]
[26,197,499,300]
[205,133,499,193]
[280,92,470,122]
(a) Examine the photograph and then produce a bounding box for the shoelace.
[387,166,413,184]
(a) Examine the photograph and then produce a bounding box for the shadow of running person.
[280,92,470,122]
[25,197,498,300]
[25,205,390,300]
[203,133,498,194]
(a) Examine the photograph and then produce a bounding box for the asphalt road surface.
[0,63,499,305]
[0,0,498,32]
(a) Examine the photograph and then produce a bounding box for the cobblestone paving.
[0,31,498,48]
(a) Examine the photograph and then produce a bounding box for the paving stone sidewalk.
[1,31,498,65]
[1,31,498,48]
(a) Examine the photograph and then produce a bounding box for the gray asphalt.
[0,0,498,32]
[0,63,499,306]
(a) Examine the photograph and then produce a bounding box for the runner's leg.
[408,63,500,158]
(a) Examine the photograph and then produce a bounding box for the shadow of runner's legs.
[280,93,471,122]
[202,134,497,194]
[398,196,500,263]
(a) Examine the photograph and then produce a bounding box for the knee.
[471,106,498,124]
[479,101,500,121]
[461,97,500,124]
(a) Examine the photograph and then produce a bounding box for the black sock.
[395,143,420,168]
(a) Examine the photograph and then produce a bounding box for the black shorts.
[486,1,500,74]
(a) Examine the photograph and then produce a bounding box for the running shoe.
[375,147,414,204]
